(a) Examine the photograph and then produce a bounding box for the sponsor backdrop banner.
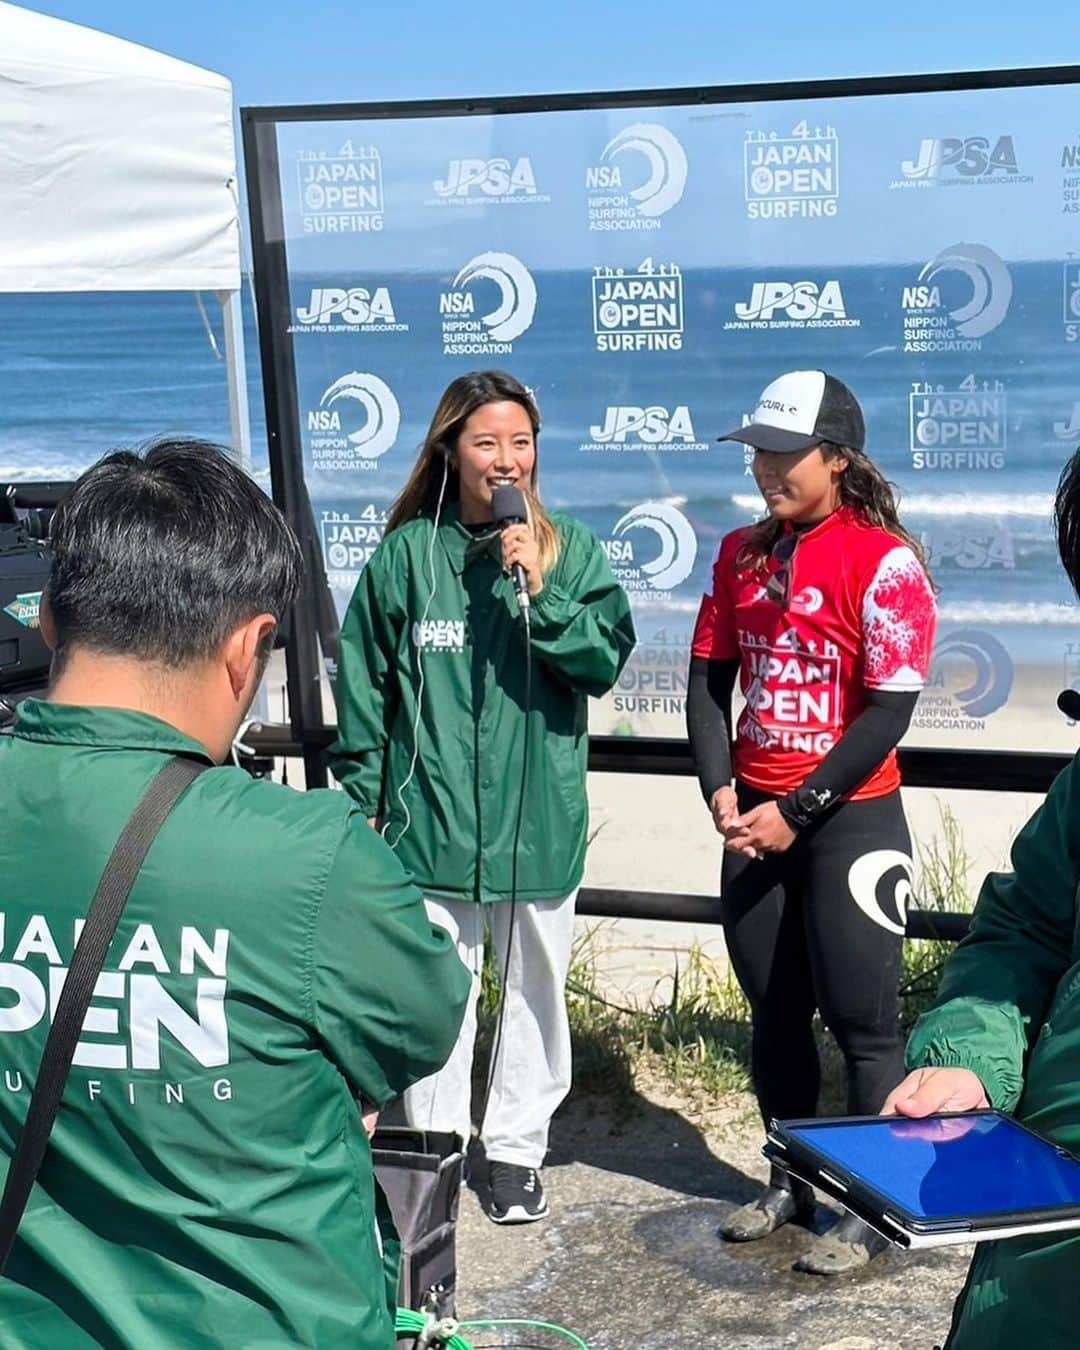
[266,82,1080,750]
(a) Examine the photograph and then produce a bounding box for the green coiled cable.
[395,1307,590,1349]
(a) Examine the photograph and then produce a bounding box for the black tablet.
[764,1111,1080,1248]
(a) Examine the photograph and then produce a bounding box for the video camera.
[1,482,68,723]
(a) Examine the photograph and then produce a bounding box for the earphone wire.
[384,454,450,850]
[481,603,530,1129]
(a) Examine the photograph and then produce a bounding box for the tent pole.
[217,287,268,727]
[218,289,252,472]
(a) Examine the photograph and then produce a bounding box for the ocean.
[0,290,269,483]
[1,271,1077,690]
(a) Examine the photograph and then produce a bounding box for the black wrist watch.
[777,785,836,831]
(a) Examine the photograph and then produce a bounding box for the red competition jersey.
[691,506,937,799]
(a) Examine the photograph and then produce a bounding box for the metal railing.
[240,721,1064,944]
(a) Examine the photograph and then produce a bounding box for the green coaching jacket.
[327,508,636,903]
[0,701,470,1349]
[907,754,1080,1349]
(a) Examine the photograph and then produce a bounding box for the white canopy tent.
[0,1,250,463]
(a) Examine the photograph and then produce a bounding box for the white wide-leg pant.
[402,891,577,1169]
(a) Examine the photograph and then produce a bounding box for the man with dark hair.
[0,440,468,1349]
[883,447,1080,1346]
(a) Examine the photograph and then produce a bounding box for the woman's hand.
[724,800,797,859]
[881,1067,989,1118]
[500,523,543,597]
[709,785,739,836]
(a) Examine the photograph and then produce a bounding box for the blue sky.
[14,1,1080,108]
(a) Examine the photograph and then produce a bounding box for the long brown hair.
[736,442,934,585]
[386,370,560,573]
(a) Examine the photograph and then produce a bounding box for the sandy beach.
[580,771,1039,1001]
[263,652,1070,1006]
[577,656,1076,1000]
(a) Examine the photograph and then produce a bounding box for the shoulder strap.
[0,754,209,1274]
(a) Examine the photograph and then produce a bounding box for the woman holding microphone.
[328,370,635,1225]
[688,370,936,1274]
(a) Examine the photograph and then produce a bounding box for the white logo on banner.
[1055,403,1080,441]
[316,373,401,461]
[586,124,687,231]
[726,280,859,329]
[1063,141,1080,215]
[902,243,1012,353]
[915,628,1014,730]
[291,286,406,334]
[920,528,1015,571]
[454,253,536,341]
[918,243,1013,339]
[440,253,537,354]
[604,502,697,591]
[581,406,708,452]
[321,506,387,577]
[429,157,548,204]
[600,124,687,217]
[1065,259,1080,343]
[909,375,1007,472]
[895,135,1027,187]
[297,145,384,233]
[592,260,684,352]
[744,122,840,219]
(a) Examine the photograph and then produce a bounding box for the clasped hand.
[709,786,796,859]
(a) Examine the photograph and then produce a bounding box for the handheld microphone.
[1058,689,1080,723]
[491,484,530,616]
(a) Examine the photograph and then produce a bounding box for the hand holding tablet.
[765,1109,1080,1249]
[882,1066,990,1118]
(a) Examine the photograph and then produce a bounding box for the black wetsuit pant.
[722,785,911,1125]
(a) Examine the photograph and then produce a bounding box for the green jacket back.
[0,701,469,1349]
[907,753,1080,1349]
[327,509,636,903]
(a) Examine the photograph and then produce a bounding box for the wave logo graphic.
[918,243,1012,339]
[319,373,400,459]
[791,586,824,615]
[452,252,537,342]
[611,501,697,590]
[1065,261,1080,322]
[932,627,1013,718]
[1055,402,1080,441]
[601,124,688,218]
[848,850,912,937]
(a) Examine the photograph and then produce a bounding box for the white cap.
[719,370,866,453]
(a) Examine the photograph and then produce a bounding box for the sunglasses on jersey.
[765,533,799,608]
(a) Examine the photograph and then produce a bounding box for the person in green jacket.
[0,439,469,1350]
[328,370,635,1225]
[882,445,1080,1348]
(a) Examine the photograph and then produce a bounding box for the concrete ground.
[259,660,1008,1347]
[452,1081,971,1350]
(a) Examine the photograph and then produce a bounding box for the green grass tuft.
[474,804,981,1113]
